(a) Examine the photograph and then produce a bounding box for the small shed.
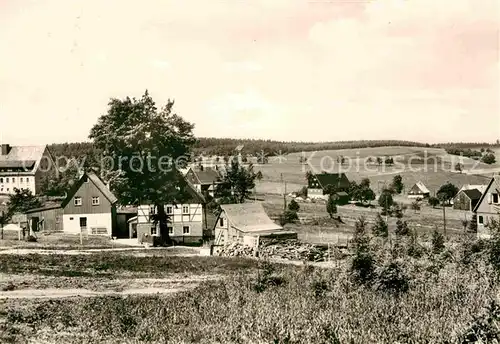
[408,181,430,199]
[213,202,297,246]
[25,205,63,232]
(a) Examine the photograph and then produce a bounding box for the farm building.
[307,172,350,199]
[453,188,483,211]
[473,175,500,239]
[22,171,118,236]
[0,144,56,195]
[185,165,223,198]
[135,178,207,245]
[213,202,297,247]
[407,181,430,199]
[25,204,63,232]
[61,172,118,236]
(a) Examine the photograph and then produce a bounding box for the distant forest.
[48,138,500,161]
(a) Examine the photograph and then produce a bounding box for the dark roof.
[0,160,36,169]
[309,173,349,189]
[461,188,482,201]
[189,167,222,185]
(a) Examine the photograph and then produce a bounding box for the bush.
[351,250,376,285]
[279,210,299,226]
[288,199,300,212]
[372,214,388,238]
[431,230,445,254]
[395,220,410,236]
[428,196,440,208]
[375,260,410,295]
[26,235,37,242]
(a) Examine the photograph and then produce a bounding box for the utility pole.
[0,211,4,240]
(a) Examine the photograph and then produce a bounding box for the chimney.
[1,144,11,156]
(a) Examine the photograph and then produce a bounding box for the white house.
[473,175,500,239]
[0,144,56,195]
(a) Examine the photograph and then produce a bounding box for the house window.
[182,205,189,214]
[0,178,3,183]
[166,206,173,214]
[12,178,15,183]
[20,178,23,183]
[74,197,82,206]
[69,217,74,220]
[151,224,158,236]
[479,216,484,224]
[219,218,224,226]
[493,194,499,204]
[6,178,8,183]
[26,177,29,182]
[92,197,100,206]
[6,188,9,192]
[168,226,174,235]
[183,226,190,235]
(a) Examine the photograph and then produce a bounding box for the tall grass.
[2,234,500,343]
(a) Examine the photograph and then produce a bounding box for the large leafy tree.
[89,91,196,244]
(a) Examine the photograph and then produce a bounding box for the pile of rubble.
[216,242,257,257]
[259,239,328,262]
[216,240,329,262]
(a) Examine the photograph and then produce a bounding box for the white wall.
[63,213,112,236]
[0,175,36,194]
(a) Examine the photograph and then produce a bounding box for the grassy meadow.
[2,232,500,343]
[254,146,496,195]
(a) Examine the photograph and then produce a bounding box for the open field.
[255,146,497,195]
[1,235,499,343]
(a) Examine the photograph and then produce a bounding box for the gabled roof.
[61,172,118,207]
[411,181,430,194]
[309,173,349,189]
[188,167,222,185]
[184,178,206,204]
[461,188,482,201]
[0,145,49,172]
[219,202,282,233]
[473,176,500,212]
[460,184,488,194]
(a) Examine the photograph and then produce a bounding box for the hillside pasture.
[255,146,495,195]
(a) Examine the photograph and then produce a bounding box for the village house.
[307,172,350,200]
[407,181,430,199]
[0,144,56,195]
[213,202,297,247]
[453,188,483,211]
[473,175,500,238]
[185,165,223,198]
[24,171,118,236]
[135,178,207,245]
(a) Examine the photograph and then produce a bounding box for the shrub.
[253,261,286,293]
[372,214,388,238]
[428,196,440,208]
[279,210,299,226]
[431,229,445,254]
[375,260,410,295]
[288,199,300,212]
[468,214,478,233]
[350,248,376,285]
[395,220,410,236]
[26,235,37,242]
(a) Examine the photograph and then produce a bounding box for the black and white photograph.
[0,0,499,342]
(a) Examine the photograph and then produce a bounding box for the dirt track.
[0,275,220,300]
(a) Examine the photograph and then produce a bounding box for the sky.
[0,0,499,145]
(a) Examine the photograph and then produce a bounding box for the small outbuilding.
[213,202,297,247]
[408,181,430,199]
